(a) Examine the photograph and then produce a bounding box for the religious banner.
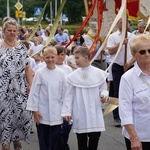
[100,0,116,41]
[83,0,104,59]
[91,0,127,67]
[89,0,103,59]
[139,0,150,18]
[82,0,117,61]
[87,0,93,12]
[114,0,140,20]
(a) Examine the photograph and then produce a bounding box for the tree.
[0,0,86,24]
[64,0,85,24]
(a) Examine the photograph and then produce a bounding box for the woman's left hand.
[27,85,31,94]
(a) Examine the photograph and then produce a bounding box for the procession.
[0,0,150,150]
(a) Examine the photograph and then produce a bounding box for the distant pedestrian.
[55,45,72,150]
[53,27,69,45]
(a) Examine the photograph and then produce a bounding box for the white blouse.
[119,62,150,141]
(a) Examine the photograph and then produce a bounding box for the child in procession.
[27,46,67,150]
[61,46,108,150]
[55,45,73,150]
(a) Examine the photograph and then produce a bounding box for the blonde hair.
[2,17,16,25]
[43,46,57,56]
[130,34,150,53]
[3,19,18,30]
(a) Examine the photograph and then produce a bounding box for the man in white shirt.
[107,18,135,127]
[53,27,69,45]
[132,21,149,35]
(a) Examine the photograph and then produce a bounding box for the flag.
[114,0,140,20]
[139,0,150,18]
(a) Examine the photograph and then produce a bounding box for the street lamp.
[7,0,10,17]
[55,0,57,17]
[50,2,53,24]
[22,0,23,25]
[60,0,62,25]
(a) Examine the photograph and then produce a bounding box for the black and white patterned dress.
[0,43,32,145]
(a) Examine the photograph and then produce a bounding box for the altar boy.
[27,46,67,150]
[61,46,108,150]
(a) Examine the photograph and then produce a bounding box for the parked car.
[25,17,38,22]
[62,17,68,22]
[45,17,51,23]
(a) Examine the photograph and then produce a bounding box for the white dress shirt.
[107,30,134,66]
[119,62,150,141]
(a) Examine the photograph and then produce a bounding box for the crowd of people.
[0,16,150,150]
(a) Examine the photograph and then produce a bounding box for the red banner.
[114,0,139,20]
[90,0,103,59]
[65,0,97,49]
[87,0,93,11]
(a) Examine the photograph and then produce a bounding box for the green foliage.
[64,0,85,23]
[62,24,87,35]
[0,0,85,25]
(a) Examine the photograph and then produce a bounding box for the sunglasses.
[137,49,150,55]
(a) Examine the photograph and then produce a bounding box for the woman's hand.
[34,111,42,125]
[130,136,142,150]
[26,85,31,94]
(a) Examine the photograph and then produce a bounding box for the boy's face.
[44,52,57,67]
[74,53,89,68]
[56,51,66,65]
[33,39,38,45]
[33,54,41,62]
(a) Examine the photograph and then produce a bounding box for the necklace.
[4,40,15,48]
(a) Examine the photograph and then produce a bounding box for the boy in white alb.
[55,45,72,75]
[61,46,108,150]
[55,45,72,150]
[27,46,67,150]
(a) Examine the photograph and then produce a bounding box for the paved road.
[1,112,126,150]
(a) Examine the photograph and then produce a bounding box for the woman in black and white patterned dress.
[0,19,33,150]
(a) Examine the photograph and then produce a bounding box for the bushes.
[63,24,87,35]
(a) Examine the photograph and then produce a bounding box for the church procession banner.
[80,0,117,59]
[139,0,150,19]
[115,0,150,20]
[115,0,139,20]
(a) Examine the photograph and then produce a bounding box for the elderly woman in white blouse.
[119,34,150,150]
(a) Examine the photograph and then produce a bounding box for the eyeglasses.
[137,49,150,55]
